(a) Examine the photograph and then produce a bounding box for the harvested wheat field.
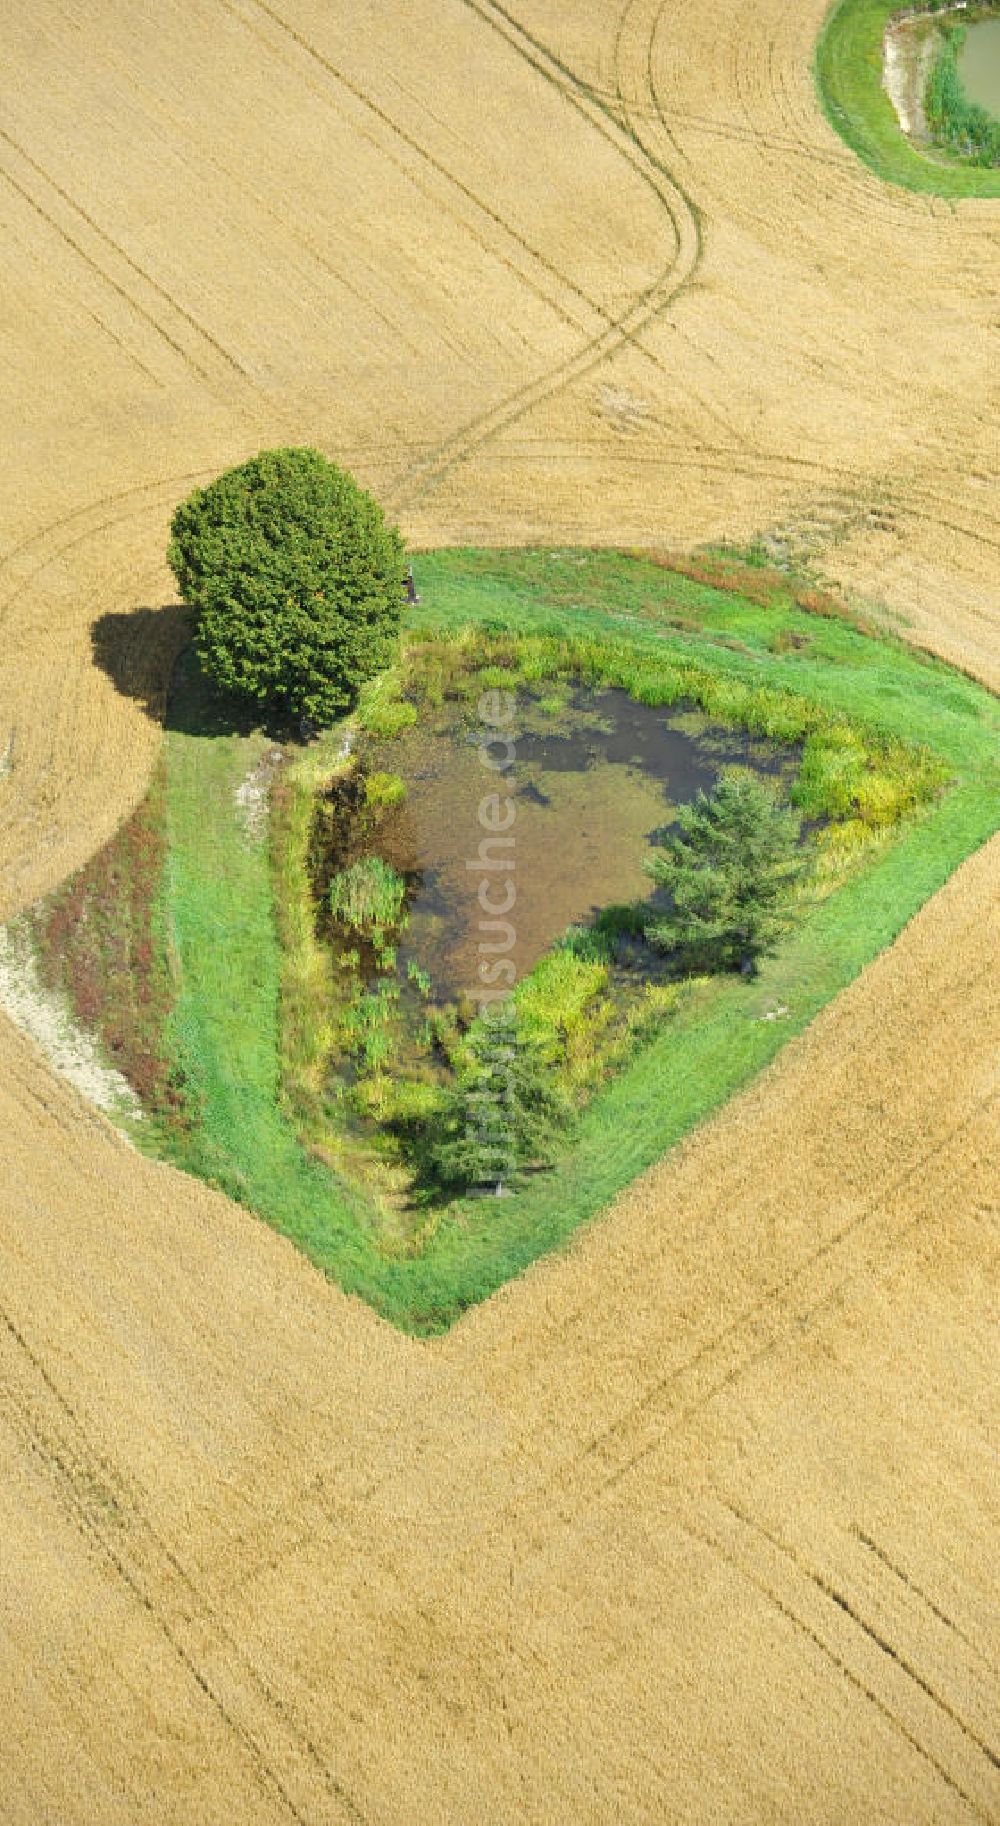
[1,0,998,1820]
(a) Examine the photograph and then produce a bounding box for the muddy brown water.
[325,688,795,1005]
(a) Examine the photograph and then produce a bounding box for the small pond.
[959,16,1000,116]
[315,685,796,1006]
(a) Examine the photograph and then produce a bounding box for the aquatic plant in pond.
[365,770,407,810]
[328,856,406,940]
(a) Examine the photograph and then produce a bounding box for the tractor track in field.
[385,0,705,510]
[446,1091,994,1539]
[0,125,257,398]
[218,0,697,401]
[0,1300,368,1826]
[676,1493,999,1822]
[0,474,210,610]
[851,1529,1000,1677]
[585,1111,995,1502]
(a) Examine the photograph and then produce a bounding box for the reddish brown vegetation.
[31,768,187,1124]
[632,549,878,634]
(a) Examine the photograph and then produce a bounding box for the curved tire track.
[386,0,704,510]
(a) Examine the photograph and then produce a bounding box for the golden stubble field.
[1,1,997,1820]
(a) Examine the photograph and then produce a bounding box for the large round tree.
[168,448,407,725]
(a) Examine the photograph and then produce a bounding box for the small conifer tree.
[645,768,808,976]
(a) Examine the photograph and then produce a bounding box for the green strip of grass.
[814,0,1000,194]
[157,656,378,1273]
[157,552,1000,1333]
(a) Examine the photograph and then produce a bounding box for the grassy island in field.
[816,0,1000,193]
[28,548,1000,1332]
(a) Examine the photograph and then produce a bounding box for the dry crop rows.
[0,1,997,1820]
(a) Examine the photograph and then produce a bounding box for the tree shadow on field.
[91,604,191,723]
[91,604,293,742]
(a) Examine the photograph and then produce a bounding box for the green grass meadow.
[142,551,1000,1332]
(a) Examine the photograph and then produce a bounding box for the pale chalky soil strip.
[0,923,140,1120]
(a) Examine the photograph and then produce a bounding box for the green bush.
[514,950,609,1063]
[355,671,418,737]
[365,700,417,737]
[328,857,406,937]
[168,448,407,725]
[365,770,407,810]
[381,1076,447,1127]
[795,726,948,828]
[423,1028,574,1196]
[561,902,649,964]
[794,725,868,820]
